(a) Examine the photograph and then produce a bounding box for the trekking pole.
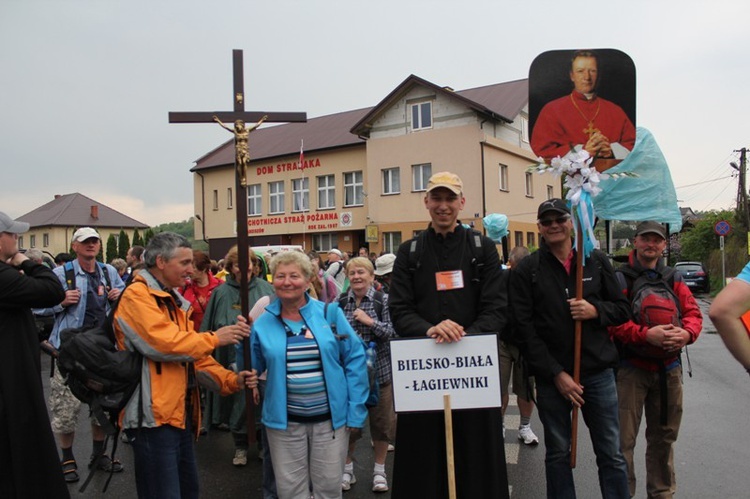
[571,217,584,468]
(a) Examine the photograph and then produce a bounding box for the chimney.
[54,194,61,199]
[91,205,99,220]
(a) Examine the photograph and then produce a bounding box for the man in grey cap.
[324,248,347,292]
[609,221,702,498]
[35,227,126,482]
[510,198,631,498]
[0,211,70,498]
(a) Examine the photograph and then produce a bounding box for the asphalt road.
[45,293,750,498]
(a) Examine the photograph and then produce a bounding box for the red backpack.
[617,265,683,359]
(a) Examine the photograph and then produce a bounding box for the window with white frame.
[292,178,310,212]
[525,172,533,197]
[412,163,432,192]
[312,233,338,252]
[344,171,364,207]
[382,167,400,195]
[547,185,554,200]
[269,181,285,214]
[411,101,432,131]
[18,236,23,249]
[212,189,219,210]
[499,164,509,191]
[247,184,262,216]
[43,233,49,247]
[383,231,402,254]
[317,175,335,209]
[521,117,530,143]
[227,188,233,209]
[30,235,36,248]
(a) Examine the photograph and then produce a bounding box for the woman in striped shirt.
[251,251,369,499]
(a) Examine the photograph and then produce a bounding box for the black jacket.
[509,240,630,382]
[0,260,68,498]
[388,223,510,499]
[389,223,506,337]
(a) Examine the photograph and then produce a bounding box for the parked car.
[674,261,710,294]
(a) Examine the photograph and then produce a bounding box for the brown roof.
[192,108,371,172]
[192,75,529,172]
[350,75,529,137]
[18,193,149,229]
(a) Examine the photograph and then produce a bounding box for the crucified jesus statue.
[214,114,268,186]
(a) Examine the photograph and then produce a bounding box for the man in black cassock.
[0,211,69,498]
[388,172,509,499]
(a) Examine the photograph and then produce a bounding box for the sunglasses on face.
[538,216,571,227]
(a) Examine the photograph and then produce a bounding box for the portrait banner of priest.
[529,48,636,170]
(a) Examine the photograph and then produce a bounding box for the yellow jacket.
[113,270,241,434]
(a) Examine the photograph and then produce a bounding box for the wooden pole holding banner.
[444,394,457,499]
[570,216,584,468]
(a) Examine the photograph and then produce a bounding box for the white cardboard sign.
[390,334,502,413]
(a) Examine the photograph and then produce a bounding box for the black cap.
[635,221,667,239]
[537,198,571,219]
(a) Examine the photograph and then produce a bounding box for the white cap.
[374,253,396,276]
[72,227,101,243]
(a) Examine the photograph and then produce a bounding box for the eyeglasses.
[538,216,571,227]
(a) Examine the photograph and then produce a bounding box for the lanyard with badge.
[430,234,466,292]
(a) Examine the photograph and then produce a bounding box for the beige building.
[191,75,558,260]
[17,193,149,258]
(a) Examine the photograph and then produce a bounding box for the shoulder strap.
[64,261,76,291]
[529,250,542,285]
[338,292,348,311]
[372,290,384,321]
[466,229,485,282]
[616,265,638,298]
[331,261,344,279]
[408,231,426,272]
[98,262,113,291]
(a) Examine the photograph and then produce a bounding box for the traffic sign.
[714,220,732,236]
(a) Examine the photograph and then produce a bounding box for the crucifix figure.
[170,49,307,443]
[214,115,267,187]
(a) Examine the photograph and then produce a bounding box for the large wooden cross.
[170,49,307,442]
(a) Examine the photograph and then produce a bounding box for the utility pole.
[732,147,748,230]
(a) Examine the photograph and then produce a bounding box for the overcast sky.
[2,0,748,226]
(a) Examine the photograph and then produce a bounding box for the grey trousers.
[266,421,349,499]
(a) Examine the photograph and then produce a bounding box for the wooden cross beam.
[170,49,307,443]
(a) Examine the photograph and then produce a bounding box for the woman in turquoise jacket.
[251,251,368,499]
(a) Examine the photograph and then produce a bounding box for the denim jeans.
[536,368,629,499]
[125,424,199,499]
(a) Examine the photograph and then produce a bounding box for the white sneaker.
[342,470,356,491]
[518,425,539,445]
[232,448,248,466]
[372,471,389,493]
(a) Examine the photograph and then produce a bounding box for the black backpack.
[407,226,486,282]
[338,290,384,321]
[64,260,112,293]
[56,282,144,492]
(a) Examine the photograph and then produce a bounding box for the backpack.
[617,265,683,360]
[407,227,486,283]
[64,260,112,293]
[324,302,379,408]
[338,290,384,322]
[56,281,145,492]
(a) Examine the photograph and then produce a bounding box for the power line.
[675,175,735,190]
